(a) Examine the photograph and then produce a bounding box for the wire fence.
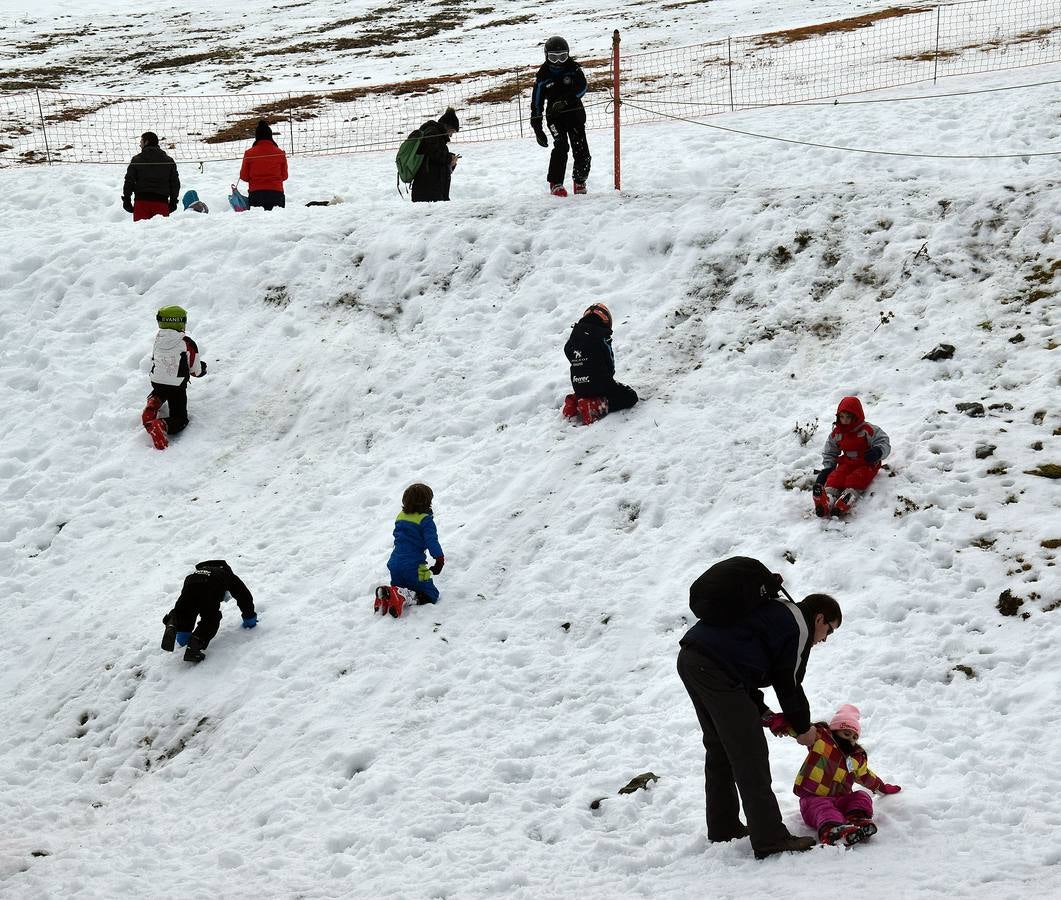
[0,0,1058,168]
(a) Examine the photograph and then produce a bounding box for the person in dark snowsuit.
[411,108,460,203]
[562,303,637,423]
[530,36,590,196]
[161,560,257,663]
[122,131,180,221]
[677,563,843,860]
[387,483,445,604]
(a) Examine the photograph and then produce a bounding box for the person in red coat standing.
[812,395,890,517]
[239,120,288,210]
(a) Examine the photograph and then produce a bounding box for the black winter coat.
[564,314,616,397]
[123,145,180,205]
[530,60,588,127]
[680,597,815,734]
[411,120,452,203]
[173,559,255,621]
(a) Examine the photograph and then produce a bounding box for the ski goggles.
[546,50,569,64]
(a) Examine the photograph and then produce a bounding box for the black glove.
[531,117,548,147]
[198,361,207,376]
[430,555,445,576]
[122,196,134,213]
[168,201,178,213]
[815,467,834,486]
[864,447,883,463]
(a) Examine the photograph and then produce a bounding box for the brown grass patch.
[756,6,926,48]
[141,49,242,72]
[898,23,1061,60]
[44,99,120,123]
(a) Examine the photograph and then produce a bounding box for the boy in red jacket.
[813,396,890,517]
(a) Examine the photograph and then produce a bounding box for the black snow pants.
[149,382,189,434]
[546,115,591,186]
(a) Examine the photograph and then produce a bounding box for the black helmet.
[544,36,569,64]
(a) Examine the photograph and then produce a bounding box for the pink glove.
[880,783,902,794]
[761,712,791,737]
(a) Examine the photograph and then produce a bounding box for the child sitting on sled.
[375,483,445,617]
[813,395,890,516]
[764,703,901,846]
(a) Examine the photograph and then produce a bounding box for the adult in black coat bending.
[161,560,257,663]
[412,108,460,202]
[563,303,638,418]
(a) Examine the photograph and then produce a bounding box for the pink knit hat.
[829,703,861,737]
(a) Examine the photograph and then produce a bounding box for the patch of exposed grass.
[140,48,242,72]
[756,6,926,48]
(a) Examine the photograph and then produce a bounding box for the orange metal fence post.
[612,29,621,191]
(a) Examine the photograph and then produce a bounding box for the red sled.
[374,585,417,618]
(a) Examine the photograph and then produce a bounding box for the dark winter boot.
[550,183,568,197]
[562,393,578,418]
[812,483,831,518]
[753,832,816,859]
[161,615,177,652]
[833,488,861,516]
[573,182,587,195]
[147,418,169,450]
[183,635,207,663]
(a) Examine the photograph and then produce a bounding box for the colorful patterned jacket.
[793,726,886,798]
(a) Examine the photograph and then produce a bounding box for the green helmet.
[156,305,187,331]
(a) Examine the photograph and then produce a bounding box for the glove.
[534,128,548,148]
[761,712,791,737]
[430,555,445,576]
[864,447,883,463]
[175,631,192,647]
[198,361,207,376]
[168,201,178,213]
[815,467,834,486]
[122,196,134,213]
[241,615,258,629]
[879,783,901,794]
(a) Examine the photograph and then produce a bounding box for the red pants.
[800,791,874,832]
[133,199,171,221]
[825,461,880,492]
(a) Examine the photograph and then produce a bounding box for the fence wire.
[0,0,1058,168]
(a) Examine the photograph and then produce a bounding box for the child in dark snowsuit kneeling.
[377,483,445,617]
[143,305,207,450]
[563,303,638,425]
[813,396,890,516]
[161,559,257,663]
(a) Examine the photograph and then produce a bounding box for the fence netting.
[1,0,1058,168]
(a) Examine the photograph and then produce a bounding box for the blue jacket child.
[387,483,445,604]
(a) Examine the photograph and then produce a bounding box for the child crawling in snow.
[766,703,901,846]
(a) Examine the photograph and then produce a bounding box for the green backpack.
[395,129,424,187]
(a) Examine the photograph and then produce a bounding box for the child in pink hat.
[788,703,902,846]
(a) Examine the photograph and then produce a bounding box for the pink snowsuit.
[794,726,885,835]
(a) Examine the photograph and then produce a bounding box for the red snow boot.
[832,488,861,516]
[374,586,407,618]
[821,824,865,846]
[812,483,831,518]
[562,393,579,418]
[142,394,163,428]
[573,182,587,195]
[373,585,390,614]
[576,396,609,425]
[550,183,568,197]
[147,418,169,450]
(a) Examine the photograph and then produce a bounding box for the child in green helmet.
[142,305,207,450]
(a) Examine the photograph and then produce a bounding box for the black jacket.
[123,145,180,206]
[564,314,615,397]
[680,597,815,734]
[174,559,255,619]
[530,59,588,128]
[411,120,452,203]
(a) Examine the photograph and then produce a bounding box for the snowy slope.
[2,3,1061,899]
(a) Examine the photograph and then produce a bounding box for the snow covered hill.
[1,3,1060,899]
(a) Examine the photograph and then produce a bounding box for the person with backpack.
[161,559,257,663]
[562,303,638,425]
[121,131,180,221]
[141,305,207,450]
[676,557,843,860]
[813,395,891,517]
[530,36,590,197]
[239,120,288,210]
[404,107,460,202]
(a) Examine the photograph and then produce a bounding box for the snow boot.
[161,615,177,652]
[846,814,878,840]
[833,488,862,516]
[183,635,207,663]
[812,484,831,518]
[753,833,816,859]
[576,396,608,425]
[573,182,587,195]
[147,418,169,450]
[550,183,568,197]
[142,394,163,428]
[562,393,578,418]
[820,823,864,846]
[373,585,391,614]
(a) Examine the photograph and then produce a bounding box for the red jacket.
[239,139,288,193]
[793,726,886,798]
[821,396,890,470]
